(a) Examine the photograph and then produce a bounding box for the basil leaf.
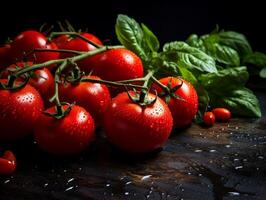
[162,41,217,73]
[177,65,198,85]
[115,14,147,60]
[141,23,160,52]
[210,88,261,117]
[198,67,249,91]
[243,52,266,68]
[260,67,266,78]
[217,31,252,57]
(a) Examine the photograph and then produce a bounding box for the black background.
[0,0,265,52]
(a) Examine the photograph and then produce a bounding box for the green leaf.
[210,88,261,117]
[115,14,147,60]
[203,42,240,66]
[177,65,198,85]
[162,41,217,74]
[243,52,266,68]
[260,67,266,78]
[141,23,160,52]
[217,31,252,57]
[198,67,249,91]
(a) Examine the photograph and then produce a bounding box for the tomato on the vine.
[152,77,198,128]
[59,32,103,72]
[103,92,173,153]
[59,76,111,125]
[34,105,95,155]
[0,150,17,175]
[0,44,12,70]
[9,30,59,66]
[0,80,44,140]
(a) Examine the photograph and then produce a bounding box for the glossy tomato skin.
[29,67,54,104]
[9,30,59,65]
[85,48,144,81]
[52,35,69,49]
[59,32,103,72]
[34,105,95,155]
[0,150,16,175]
[212,108,231,122]
[0,44,12,70]
[152,77,198,128]
[0,81,44,140]
[104,92,173,153]
[203,112,215,126]
[59,76,111,125]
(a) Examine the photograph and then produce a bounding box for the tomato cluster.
[203,108,231,126]
[0,29,202,174]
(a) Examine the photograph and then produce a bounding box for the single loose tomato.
[59,76,111,125]
[0,80,44,140]
[0,150,16,175]
[9,30,59,65]
[203,112,215,126]
[0,44,12,70]
[212,108,231,122]
[103,92,173,153]
[152,77,198,128]
[34,105,95,155]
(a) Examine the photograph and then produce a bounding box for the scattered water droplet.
[65,186,74,192]
[141,175,152,181]
[125,181,132,185]
[194,149,202,153]
[258,156,264,159]
[209,149,217,153]
[44,183,48,187]
[225,145,231,148]
[4,180,10,184]
[67,178,74,183]
[106,183,111,187]
[228,192,240,196]
[235,166,243,170]
[124,192,129,195]
[235,126,239,130]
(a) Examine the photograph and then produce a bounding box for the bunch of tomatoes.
[0,29,230,175]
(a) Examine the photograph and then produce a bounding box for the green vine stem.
[50,32,102,48]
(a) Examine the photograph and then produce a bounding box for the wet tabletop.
[0,92,266,200]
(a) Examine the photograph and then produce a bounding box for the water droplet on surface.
[258,156,264,159]
[209,149,217,153]
[44,183,48,187]
[65,186,74,192]
[194,149,202,153]
[4,180,10,184]
[225,145,231,148]
[125,181,132,185]
[106,183,111,187]
[124,192,129,195]
[235,166,243,170]
[228,192,240,196]
[141,175,152,181]
[67,178,74,183]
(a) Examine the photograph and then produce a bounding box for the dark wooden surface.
[0,92,266,200]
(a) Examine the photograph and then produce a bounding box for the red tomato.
[52,35,69,49]
[34,105,95,155]
[103,92,173,153]
[152,77,198,128]
[212,108,231,122]
[2,62,54,104]
[59,32,103,72]
[59,76,111,125]
[0,44,12,70]
[0,80,44,140]
[85,48,144,81]
[203,112,215,126]
[9,30,59,65]
[0,150,16,175]
[29,67,54,104]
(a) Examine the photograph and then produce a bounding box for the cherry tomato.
[0,44,12,70]
[152,77,198,128]
[0,80,44,140]
[59,76,111,125]
[203,112,215,126]
[29,67,54,105]
[34,105,95,155]
[103,92,173,153]
[0,150,17,175]
[212,108,231,122]
[52,35,69,49]
[9,30,59,65]
[59,32,103,72]
[2,62,54,105]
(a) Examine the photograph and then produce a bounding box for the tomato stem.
[50,32,102,49]
[31,48,83,55]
